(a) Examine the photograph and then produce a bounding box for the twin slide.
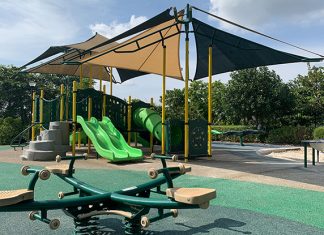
[77,116,142,162]
[77,108,164,162]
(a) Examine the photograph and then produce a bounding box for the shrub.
[212,125,262,143]
[313,126,324,139]
[266,126,312,145]
[0,117,25,145]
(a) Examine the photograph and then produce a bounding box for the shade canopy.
[192,18,322,80]
[24,33,148,82]
[81,15,183,80]
[24,34,114,80]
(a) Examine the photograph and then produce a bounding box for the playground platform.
[0,143,323,234]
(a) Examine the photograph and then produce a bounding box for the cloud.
[89,15,148,39]
[209,0,324,30]
[0,0,80,65]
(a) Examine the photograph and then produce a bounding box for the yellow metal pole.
[65,86,69,121]
[31,91,36,141]
[79,64,83,89]
[184,39,189,162]
[127,96,132,145]
[72,81,77,156]
[208,46,212,158]
[89,64,93,88]
[87,66,93,154]
[110,66,113,96]
[102,85,106,118]
[161,45,166,155]
[78,129,81,148]
[150,97,154,151]
[60,84,64,121]
[99,66,103,92]
[39,89,44,132]
[87,96,92,154]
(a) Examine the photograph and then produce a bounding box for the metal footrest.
[0,189,33,206]
[166,187,216,208]
[45,164,72,175]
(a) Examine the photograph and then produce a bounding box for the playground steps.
[0,189,33,207]
[21,149,58,161]
[166,187,216,208]
[20,122,70,161]
[45,164,71,175]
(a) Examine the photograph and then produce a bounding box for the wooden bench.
[166,187,216,209]
[0,189,34,206]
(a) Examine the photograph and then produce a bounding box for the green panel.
[189,119,208,156]
[76,88,103,120]
[105,95,128,131]
[166,119,184,154]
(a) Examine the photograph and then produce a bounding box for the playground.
[0,3,324,235]
[0,143,323,234]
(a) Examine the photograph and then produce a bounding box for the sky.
[0,0,323,103]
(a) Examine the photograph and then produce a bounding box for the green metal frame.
[0,154,202,234]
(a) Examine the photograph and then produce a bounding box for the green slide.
[133,108,163,141]
[77,116,142,162]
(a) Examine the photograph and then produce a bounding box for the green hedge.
[0,117,25,145]
[266,126,312,145]
[313,126,324,139]
[212,125,262,143]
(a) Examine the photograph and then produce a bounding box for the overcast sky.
[1,0,323,103]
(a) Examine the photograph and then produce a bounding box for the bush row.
[0,117,25,145]
[212,125,322,145]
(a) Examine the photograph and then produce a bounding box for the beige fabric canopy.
[25,33,116,81]
[81,17,183,80]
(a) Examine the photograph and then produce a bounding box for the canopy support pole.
[184,36,189,162]
[31,91,36,141]
[88,66,93,154]
[89,64,93,88]
[127,96,132,145]
[162,45,166,155]
[60,84,64,121]
[150,97,154,152]
[208,46,212,158]
[72,81,77,156]
[102,85,106,118]
[99,66,103,92]
[40,90,44,132]
[177,4,192,162]
[79,65,83,89]
[110,67,113,96]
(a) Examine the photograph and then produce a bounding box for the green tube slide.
[133,108,163,141]
[77,116,142,162]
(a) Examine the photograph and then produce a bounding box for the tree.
[289,65,324,126]
[224,67,294,128]
[0,65,79,125]
[211,80,227,124]
[188,81,208,120]
[161,88,184,120]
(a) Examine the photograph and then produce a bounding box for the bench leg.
[312,148,315,166]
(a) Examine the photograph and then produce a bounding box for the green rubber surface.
[0,145,11,151]
[77,115,142,162]
[0,162,323,234]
